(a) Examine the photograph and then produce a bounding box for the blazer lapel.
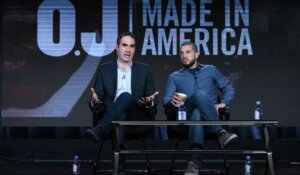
[111,61,118,98]
[131,62,139,96]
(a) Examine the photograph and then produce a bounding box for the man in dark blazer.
[86,31,159,144]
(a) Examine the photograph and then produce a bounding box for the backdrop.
[2,0,300,126]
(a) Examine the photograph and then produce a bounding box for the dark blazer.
[90,60,158,118]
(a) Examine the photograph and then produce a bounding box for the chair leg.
[94,140,105,175]
[222,155,230,175]
[219,141,230,175]
[170,138,183,175]
[142,139,151,175]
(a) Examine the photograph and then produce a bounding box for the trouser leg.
[187,109,204,167]
[187,90,223,134]
[95,92,144,134]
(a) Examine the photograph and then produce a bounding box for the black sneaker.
[218,130,238,149]
[85,127,104,143]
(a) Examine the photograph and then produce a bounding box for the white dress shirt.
[115,63,132,101]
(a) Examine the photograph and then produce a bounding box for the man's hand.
[91,88,102,106]
[215,103,226,112]
[139,91,159,108]
[170,93,181,107]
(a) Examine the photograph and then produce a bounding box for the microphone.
[194,75,197,80]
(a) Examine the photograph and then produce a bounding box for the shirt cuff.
[145,101,154,109]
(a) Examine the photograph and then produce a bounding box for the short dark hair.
[116,31,137,45]
[180,41,198,53]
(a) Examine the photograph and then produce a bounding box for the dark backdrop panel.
[0,0,2,129]
[1,0,300,126]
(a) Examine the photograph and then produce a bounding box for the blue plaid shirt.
[163,64,235,106]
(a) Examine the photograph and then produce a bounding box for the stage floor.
[1,161,300,175]
[1,138,300,175]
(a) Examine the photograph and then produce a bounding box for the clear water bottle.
[244,155,252,175]
[254,101,263,120]
[72,155,80,175]
[253,101,263,139]
[177,102,186,120]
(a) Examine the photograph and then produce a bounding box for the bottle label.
[73,164,77,171]
[254,110,260,120]
[245,164,252,174]
[73,164,78,174]
[178,111,186,120]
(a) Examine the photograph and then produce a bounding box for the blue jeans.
[186,90,223,167]
[95,92,147,145]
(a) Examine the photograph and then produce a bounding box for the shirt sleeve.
[163,75,177,105]
[214,67,235,105]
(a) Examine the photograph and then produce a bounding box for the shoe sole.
[222,134,238,148]
[86,129,100,143]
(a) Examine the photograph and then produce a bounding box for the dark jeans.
[186,90,223,167]
[94,92,147,144]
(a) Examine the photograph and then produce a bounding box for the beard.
[182,59,196,69]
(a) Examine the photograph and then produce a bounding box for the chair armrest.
[145,104,157,120]
[164,103,177,121]
[218,106,230,121]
